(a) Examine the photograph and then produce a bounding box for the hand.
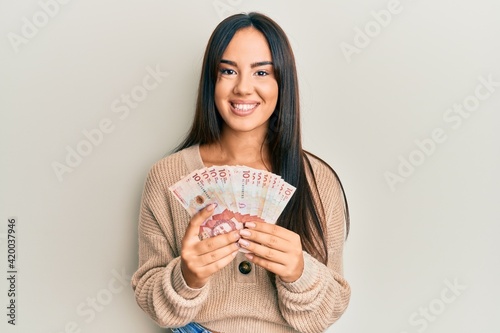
[238,221,304,283]
[181,204,240,288]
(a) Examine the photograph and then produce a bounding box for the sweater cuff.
[169,257,209,300]
[277,251,319,293]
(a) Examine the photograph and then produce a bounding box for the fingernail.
[239,229,251,237]
[245,222,256,228]
[232,251,238,257]
[245,253,254,260]
[206,203,215,211]
[233,232,241,240]
[238,239,249,248]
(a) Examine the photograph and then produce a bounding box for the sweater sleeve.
[275,158,351,333]
[131,162,210,328]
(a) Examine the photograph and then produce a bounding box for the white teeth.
[232,103,257,111]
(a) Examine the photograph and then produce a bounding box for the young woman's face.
[214,27,278,136]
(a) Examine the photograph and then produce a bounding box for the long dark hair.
[176,12,349,264]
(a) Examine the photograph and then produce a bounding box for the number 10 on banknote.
[169,165,296,245]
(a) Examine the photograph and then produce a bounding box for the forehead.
[222,27,272,62]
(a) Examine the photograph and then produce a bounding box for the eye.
[255,70,269,76]
[220,68,236,75]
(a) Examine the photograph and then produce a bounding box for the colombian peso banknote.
[169,166,296,248]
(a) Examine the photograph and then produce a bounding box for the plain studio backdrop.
[1,0,499,332]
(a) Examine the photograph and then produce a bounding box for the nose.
[233,73,253,95]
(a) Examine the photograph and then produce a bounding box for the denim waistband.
[171,322,213,333]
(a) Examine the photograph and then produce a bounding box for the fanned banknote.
[169,166,296,246]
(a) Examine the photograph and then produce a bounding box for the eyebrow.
[220,59,273,68]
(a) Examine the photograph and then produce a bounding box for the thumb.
[184,203,216,239]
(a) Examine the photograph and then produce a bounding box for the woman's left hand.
[238,221,304,283]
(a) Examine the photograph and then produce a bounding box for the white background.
[1,0,499,332]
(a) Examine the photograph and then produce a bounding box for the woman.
[132,12,351,333]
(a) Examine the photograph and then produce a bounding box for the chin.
[223,120,269,134]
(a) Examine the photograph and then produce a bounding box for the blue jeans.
[171,322,212,333]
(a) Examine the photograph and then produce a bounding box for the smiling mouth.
[230,103,259,111]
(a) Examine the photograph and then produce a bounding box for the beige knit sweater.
[131,145,351,333]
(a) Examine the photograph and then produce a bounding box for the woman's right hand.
[180,204,240,288]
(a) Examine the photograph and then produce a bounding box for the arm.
[237,161,351,332]
[275,161,351,333]
[131,164,210,327]
[275,251,350,333]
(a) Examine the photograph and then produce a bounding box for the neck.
[221,127,269,162]
[202,126,271,170]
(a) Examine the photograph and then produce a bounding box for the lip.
[229,101,260,117]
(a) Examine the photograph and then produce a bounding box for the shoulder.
[145,146,197,189]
